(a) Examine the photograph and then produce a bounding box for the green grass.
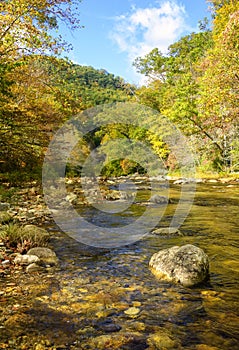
[0,185,19,203]
[0,223,50,253]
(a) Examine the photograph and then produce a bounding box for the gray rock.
[26,263,44,273]
[173,178,198,185]
[151,227,183,236]
[27,247,58,266]
[150,194,168,204]
[149,244,209,287]
[14,253,40,265]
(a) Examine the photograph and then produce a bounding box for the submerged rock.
[149,244,209,287]
[84,332,147,350]
[147,328,180,349]
[94,319,122,333]
[124,307,141,317]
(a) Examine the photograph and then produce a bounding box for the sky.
[60,0,211,85]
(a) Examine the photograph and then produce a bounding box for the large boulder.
[149,244,209,287]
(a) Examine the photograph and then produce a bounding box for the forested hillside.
[0,0,239,182]
[53,62,134,108]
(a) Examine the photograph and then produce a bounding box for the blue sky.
[60,0,211,85]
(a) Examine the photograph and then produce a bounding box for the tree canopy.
[1,0,239,180]
[134,0,239,172]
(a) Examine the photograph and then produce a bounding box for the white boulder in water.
[149,244,209,287]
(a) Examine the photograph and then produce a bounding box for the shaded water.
[1,181,239,349]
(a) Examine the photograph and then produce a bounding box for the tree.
[0,56,69,172]
[0,0,83,176]
[198,1,239,169]
[134,30,214,169]
[0,0,82,61]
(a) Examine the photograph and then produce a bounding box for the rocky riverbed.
[0,175,239,349]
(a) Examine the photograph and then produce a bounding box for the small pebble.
[1,260,10,266]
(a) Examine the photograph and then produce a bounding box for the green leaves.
[133,2,239,171]
[0,0,82,60]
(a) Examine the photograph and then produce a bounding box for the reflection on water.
[1,181,239,349]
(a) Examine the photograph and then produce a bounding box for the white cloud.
[110,1,192,84]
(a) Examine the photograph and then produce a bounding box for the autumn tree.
[0,0,83,176]
[198,0,239,170]
[134,1,239,172]
[0,0,82,60]
[134,30,213,170]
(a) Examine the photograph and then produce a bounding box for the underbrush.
[0,223,50,254]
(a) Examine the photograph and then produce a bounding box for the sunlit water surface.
[1,181,239,349]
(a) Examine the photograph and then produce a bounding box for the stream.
[0,180,239,349]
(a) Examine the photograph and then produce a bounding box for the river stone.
[27,247,58,266]
[66,193,77,203]
[124,307,141,317]
[149,244,209,287]
[147,328,179,349]
[94,319,122,333]
[151,227,183,236]
[86,333,146,350]
[173,178,189,185]
[14,253,40,265]
[150,194,168,205]
[104,189,121,200]
[26,263,44,273]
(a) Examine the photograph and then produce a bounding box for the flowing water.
[1,180,239,349]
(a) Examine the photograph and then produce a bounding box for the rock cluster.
[14,247,58,273]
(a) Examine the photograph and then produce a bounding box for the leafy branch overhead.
[0,0,82,59]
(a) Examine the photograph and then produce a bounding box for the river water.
[1,180,239,349]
